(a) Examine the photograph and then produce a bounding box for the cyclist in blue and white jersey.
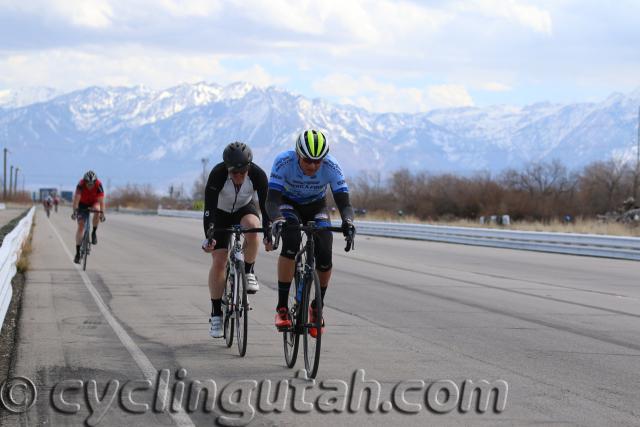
[266,129,355,336]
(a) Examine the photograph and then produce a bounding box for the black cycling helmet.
[223,142,252,171]
[83,170,97,183]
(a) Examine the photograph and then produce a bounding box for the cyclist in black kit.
[201,142,272,338]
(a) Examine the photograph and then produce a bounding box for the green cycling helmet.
[296,129,329,160]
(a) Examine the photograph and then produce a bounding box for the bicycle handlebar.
[272,224,355,252]
[205,224,266,242]
[77,208,104,213]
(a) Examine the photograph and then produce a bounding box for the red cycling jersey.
[77,179,105,205]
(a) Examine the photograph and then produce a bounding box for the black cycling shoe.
[74,253,81,264]
[91,231,97,245]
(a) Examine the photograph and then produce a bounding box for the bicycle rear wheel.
[224,266,234,348]
[303,270,323,378]
[236,265,248,357]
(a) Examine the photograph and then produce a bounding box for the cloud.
[229,64,287,88]
[457,0,552,35]
[313,74,473,113]
[480,82,512,92]
[3,0,115,28]
[1,0,638,107]
[427,84,474,108]
[0,46,284,91]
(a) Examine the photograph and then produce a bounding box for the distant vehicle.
[354,208,367,217]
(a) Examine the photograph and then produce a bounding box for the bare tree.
[579,159,631,214]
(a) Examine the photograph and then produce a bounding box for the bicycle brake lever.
[206,223,215,241]
[345,232,354,252]
[273,231,281,250]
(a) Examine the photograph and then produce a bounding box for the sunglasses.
[301,157,323,165]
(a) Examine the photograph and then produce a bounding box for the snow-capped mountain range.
[0,82,638,190]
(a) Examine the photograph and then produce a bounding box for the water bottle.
[295,274,304,303]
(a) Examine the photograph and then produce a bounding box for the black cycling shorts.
[279,197,333,272]
[213,202,260,250]
[76,202,99,222]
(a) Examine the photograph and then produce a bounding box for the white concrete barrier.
[0,207,35,326]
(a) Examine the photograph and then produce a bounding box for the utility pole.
[14,167,19,195]
[9,165,13,198]
[201,157,208,197]
[635,106,640,202]
[3,148,7,199]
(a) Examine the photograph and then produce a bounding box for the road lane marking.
[47,216,196,427]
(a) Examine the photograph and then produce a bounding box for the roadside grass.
[16,222,34,273]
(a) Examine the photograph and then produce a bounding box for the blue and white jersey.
[268,151,349,204]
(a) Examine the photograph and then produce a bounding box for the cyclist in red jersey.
[71,170,106,264]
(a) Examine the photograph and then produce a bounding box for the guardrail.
[158,208,202,219]
[0,207,35,326]
[351,221,640,261]
[156,209,640,261]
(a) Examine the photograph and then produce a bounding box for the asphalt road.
[4,207,640,426]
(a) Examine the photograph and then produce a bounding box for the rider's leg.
[240,213,260,272]
[210,249,228,316]
[314,228,333,303]
[75,218,84,247]
[277,215,301,309]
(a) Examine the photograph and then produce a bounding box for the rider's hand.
[202,238,216,253]
[99,212,106,222]
[342,218,355,237]
[71,210,78,220]
[263,235,274,252]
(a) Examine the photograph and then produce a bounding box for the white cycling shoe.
[209,315,223,338]
[246,273,260,294]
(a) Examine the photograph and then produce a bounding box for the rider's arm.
[326,157,354,222]
[203,163,227,237]
[266,188,284,222]
[72,182,82,211]
[266,153,289,221]
[96,181,105,213]
[249,164,271,233]
[97,196,105,213]
[333,191,355,223]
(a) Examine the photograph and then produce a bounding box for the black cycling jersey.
[203,162,270,237]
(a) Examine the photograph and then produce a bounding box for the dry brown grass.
[358,212,640,237]
[16,222,34,273]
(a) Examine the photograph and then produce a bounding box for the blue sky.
[0,0,639,113]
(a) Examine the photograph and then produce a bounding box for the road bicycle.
[273,221,354,378]
[77,208,104,271]
[207,224,264,357]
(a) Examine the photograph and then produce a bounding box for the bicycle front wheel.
[283,284,300,368]
[82,233,90,271]
[303,270,323,378]
[224,266,234,348]
[236,265,248,357]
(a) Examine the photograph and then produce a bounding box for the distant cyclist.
[201,142,271,338]
[53,194,60,212]
[266,129,355,336]
[43,194,53,217]
[71,170,105,264]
